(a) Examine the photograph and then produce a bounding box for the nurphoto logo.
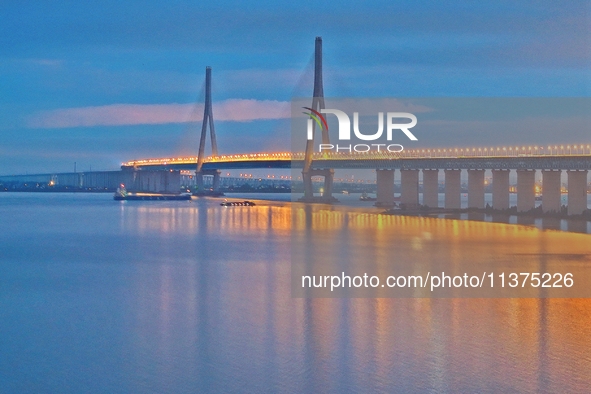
[303,107,418,153]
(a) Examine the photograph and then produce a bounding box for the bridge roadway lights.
[567,170,589,215]
[400,169,419,207]
[301,168,337,202]
[444,169,461,209]
[467,169,485,209]
[492,169,510,210]
[422,169,439,208]
[517,169,536,212]
[375,169,395,207]
[542,170,562,213]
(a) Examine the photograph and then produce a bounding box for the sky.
[1,0,590,175]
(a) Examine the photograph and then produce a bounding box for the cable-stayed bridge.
[2,37,590,214]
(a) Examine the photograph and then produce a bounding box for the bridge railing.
[122,144,591,167]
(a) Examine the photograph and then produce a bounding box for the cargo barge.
[220,200,256,207]
[114,185,191,201]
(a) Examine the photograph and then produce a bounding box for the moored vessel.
[114,185,191,201]
[220,200,256,207]
[360,192,377,201]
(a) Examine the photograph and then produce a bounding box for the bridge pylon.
[301,37,336,203]
[195,66,223,196]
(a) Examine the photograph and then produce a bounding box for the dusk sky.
[1,1,590,174]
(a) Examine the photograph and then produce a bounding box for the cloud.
[27,99,291,128]
[29,59,64,67]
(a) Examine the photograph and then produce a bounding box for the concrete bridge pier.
[542,170,561,213]
[303,172,313,200]
[134,170,181,193]
[567,170,588,215]
[323,170,334,198]
[212,171,221,191]
[444,169,461,209]
[196,173,204,191]
[195,169,222,195]
[375,169,395,207]
[492,169,510,210]
[302,168,336,202]
[467,169,485,209]
[400,169,419,207]
[422,169,439,208]
[517,169,536,212]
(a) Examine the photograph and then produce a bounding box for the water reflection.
[0,194,589,393]
[114,198,591,392]
[292,206,591,298]
[427,212,591,234]
[121,201,292,235]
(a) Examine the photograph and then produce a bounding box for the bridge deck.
[122,152,591,171]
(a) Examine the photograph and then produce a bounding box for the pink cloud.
[27,99,291,128]
[31,59,64,67]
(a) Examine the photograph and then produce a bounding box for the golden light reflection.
[120,202,293,235]
[291,205,591,299]
[123,201,591,392]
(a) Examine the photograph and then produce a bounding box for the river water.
[0,193,590,393]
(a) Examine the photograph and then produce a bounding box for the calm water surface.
[0,193,590,393]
